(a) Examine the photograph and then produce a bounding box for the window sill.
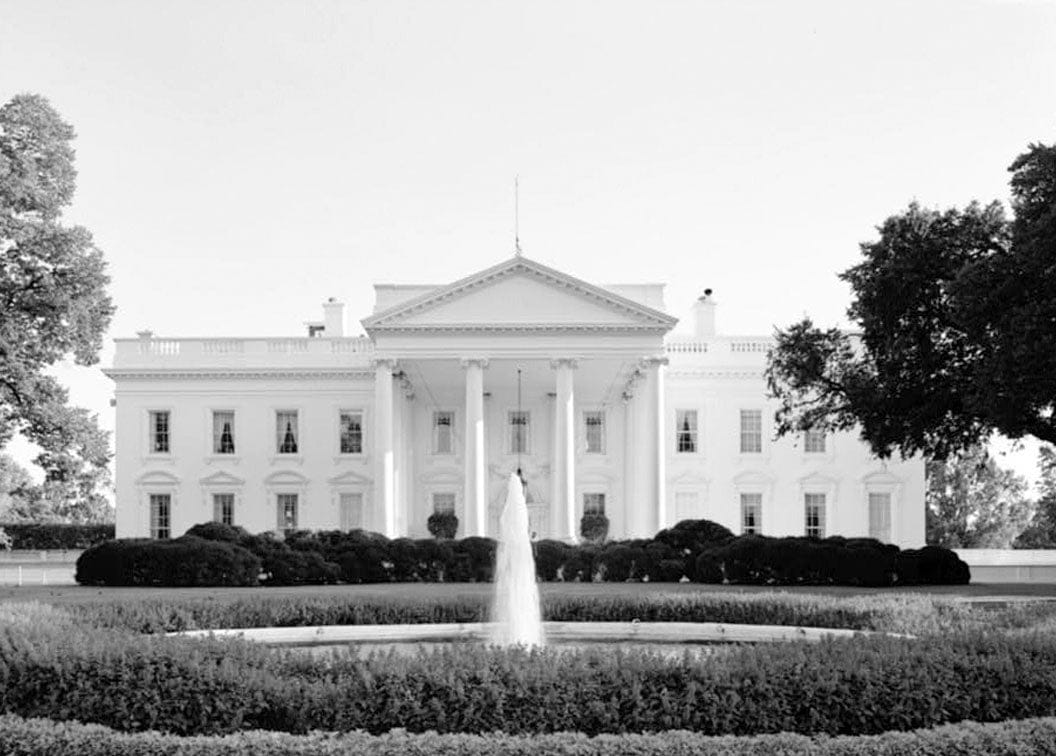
[333,454,367,465]
[141,454,175,465]
[205,455,240,465]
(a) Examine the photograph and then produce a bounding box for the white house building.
[106,255,925,546]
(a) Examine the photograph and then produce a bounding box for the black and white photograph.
[2,0,1056,752]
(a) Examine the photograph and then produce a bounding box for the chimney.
[692,289,716,338]
[322,297,345,337]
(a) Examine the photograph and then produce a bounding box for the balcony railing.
[114,336,375,370]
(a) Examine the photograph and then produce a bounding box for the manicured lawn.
[4,580,1056,606]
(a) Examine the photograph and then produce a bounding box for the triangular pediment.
[362,256,678,334]
[199,470,246,487]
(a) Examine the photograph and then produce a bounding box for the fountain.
[489,472,544,646]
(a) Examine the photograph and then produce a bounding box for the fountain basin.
[173,620,877,647]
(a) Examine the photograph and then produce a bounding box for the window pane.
[277,493,298,531]
[150,411,170,453]
[433,492,456,514]
[340,411,362,454]
[804,493,826,538]
[433,411,454,454]
[276,411,298,454]
[676,410,698,453]
[583,493,605,515]
[740,410,762,453]
[213,493,234,525]
[150,493,171,539]
[339,492,363,530]
[212,411,235,454]
[804,429,826,453]
[584,411,605,454]
[741,492,762,535]
[868,492,891,542]
[509,411,530,454]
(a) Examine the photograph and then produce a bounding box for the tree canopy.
[925,445,1032,548]
[0,93,114,521]
[766,140,1056,459]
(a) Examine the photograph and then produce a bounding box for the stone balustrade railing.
[113,336,375,369]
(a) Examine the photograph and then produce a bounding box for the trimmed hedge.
[5,619,1056,737]
[76,518,969,587]
[696,536,971,587]
[75,537,261,587]
[0,523,114,550]
[4,714,1056,755]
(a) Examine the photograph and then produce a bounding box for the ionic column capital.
[639,355,669,370]
[371,357,399,370]
[459,357,490,370]
[549,357,579,370]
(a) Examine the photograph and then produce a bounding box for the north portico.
[360,255,679,541]
[106,254,926,546]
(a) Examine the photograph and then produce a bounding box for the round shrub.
[580,513,609,544]
[184,521,253,545]
[654,519,735,555]
[427,511,459,540]
[533,540,570,581]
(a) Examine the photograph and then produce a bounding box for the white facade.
[106,256,925,546]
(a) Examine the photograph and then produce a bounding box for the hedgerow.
[0,523,114,550]
[4,713,1056,755]
[3,620,1056,736]
[76,519,970,587]
[53,590,982,636]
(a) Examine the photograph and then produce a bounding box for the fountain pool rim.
[173,620,885,647]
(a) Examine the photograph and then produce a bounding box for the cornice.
[103,368,375,381]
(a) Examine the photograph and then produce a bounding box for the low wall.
[955,549,1056,583]
[0,550,80,586]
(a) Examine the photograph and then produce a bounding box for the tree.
[0,453,32,520]
[1013,446,1056,548]
[0,94,115,516]
[926,445,1032,548]
[766,139,1056,459]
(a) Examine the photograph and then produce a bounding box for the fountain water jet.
[490,472,543,646]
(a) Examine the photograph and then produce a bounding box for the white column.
[642,356,668,534]
[461,358,488,537]
[373,358,396,537]
[621,390,636,540]
[551,358,577,542]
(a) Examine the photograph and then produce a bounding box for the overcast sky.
[2,0,1055,483]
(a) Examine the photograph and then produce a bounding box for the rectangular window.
[149,411,170,453]
[804,493,826,538]
[740,410,762,453]
[432,492,456,514]
[804,428,826,454]
[583,492,606,515]
[339,411,363,454]
[508,410,530,455]
[277,493,298,533]
[276,411,299,454]
[868,492,892,542]
[676,409,698,453]
[433,411,454,454]
[584,411,605,454]
[741,493,762,535]
[212,411,235,454]
[339,492,363,530]
[149,493,171,539]
[213,493,234,526]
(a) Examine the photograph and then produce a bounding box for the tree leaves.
[0,94,115,519]
[767,140,1056,459]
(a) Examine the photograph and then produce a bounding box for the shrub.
[0,523,114,550]
[533,540,570,581]
[75,537,261,587]
[653,518,735,554]
[0,528,10,551]
[427,511,459,540]
[185,522,254,545]
[694,534,968,586]
[580,513,609,544]
[5,623,1056,737]
[5,713,1056,756]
